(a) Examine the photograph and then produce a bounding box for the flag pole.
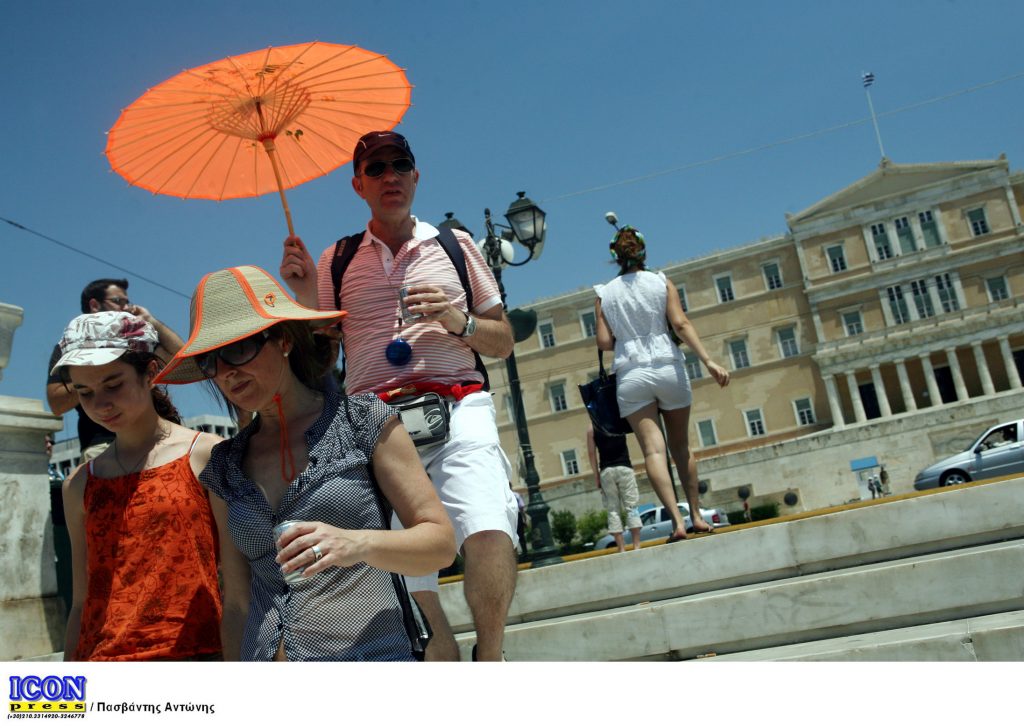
[862,71,886,159]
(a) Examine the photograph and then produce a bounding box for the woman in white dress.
[595,227,730,542]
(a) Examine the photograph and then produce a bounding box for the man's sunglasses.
[196,330,271,378]
[361,157,415,178]
[105,296,131,307]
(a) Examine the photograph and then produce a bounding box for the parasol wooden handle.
[261,138,295,237]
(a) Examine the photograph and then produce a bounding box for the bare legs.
[413,530,516,661]
[413,591,460,661]
[462,530,517,661]
[625,403,688,541]
[625,403,710,539]
[661,406,713,532]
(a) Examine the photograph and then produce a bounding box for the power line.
[541,70,1024,203]
[6,70,1022,296]
[1,216,190,299]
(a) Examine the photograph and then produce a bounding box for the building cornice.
[804,235,1024,304]
[813,297,1024,373]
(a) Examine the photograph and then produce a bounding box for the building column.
[971,341,995,396]
[999,335,1022,389]
[869,364,892,417]
[945,347,969,401]
[909,214,927,251]
[824,375,845,430]
[845,371,866,423]
[895,359,917,412]
[1006,184,1024,228]
[921,354,942,407]
[933,208,950,246]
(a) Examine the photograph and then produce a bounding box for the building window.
[826,244,847,273]
[549,382,568,412]
[715,274,735,303]
[561,449,580,476]
[870,223,893,260]
[919,210,942,247]
[894,216,917,253]
[677,285,689,312]
[794,398,816,426]
[745,409,766,437]
[934,273,960,313]
[910,279,935,319]
[967,207,990,236]
[762,262,783,290]
[842,310,864,336]
[579,310,597,338]
[987,276,1010,302]
[886,285,911,325]
[538,320,556,348]
[685,351,703,380]
[729,339,750,369]
[697,419,717,447]
[503,394,515,424]
[777,327,799,358]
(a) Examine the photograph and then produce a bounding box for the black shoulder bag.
[578,351,632,436]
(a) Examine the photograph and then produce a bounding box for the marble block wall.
[0,302,66,659]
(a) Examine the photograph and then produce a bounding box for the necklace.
[111,425,170,476]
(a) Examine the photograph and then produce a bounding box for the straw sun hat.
[155,265,346,385]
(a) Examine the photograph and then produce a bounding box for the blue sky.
[3,0,1023,439]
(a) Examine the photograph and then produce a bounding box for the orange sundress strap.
[186,430,204,455]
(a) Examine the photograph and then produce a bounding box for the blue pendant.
[385,338,412,366]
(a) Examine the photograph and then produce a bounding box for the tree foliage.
[550,509,577,547]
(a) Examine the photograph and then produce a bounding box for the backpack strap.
[435,227,490,391]
[435,227,473,312]
[330,230,366,310]
[330,227,491,391]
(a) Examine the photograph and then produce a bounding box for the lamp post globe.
[504,191,547,253]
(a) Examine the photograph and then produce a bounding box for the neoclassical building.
[486,156,1024,517]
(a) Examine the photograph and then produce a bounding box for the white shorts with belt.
[394,391,519,593]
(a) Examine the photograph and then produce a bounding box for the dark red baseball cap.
[352,130,415,171]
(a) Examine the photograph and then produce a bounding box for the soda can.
[272,520,307,584]
[399,286,422,324]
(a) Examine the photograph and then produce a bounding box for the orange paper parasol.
[106,41,412,235]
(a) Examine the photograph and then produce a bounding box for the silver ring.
[311,544,323,562]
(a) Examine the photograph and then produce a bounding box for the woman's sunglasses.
[361,157,415,178]
[196,330,271,378]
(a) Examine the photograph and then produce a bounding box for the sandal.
[666,533,687,544]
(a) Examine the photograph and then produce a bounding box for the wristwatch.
[459,313,477,338]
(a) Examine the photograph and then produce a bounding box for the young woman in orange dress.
[55,311,222,661]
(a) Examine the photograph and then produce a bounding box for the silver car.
[592,502,730,550]
[913,419,1024,489]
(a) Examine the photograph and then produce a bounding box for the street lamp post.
[439,193,562,566]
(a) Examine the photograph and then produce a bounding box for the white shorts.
[615,359,693,417]
[394,391,518,593]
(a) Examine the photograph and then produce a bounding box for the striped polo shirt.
[315,217,502,395]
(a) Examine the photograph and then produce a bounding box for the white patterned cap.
[50,312,159,375]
